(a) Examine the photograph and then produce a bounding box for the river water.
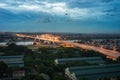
[0,41,33,46]
[0,40,76,46]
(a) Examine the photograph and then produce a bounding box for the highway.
[67,42,120,60]
[16,34,120,60]
[16,34,60,42]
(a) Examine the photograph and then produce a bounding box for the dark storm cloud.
[0,0,120,33]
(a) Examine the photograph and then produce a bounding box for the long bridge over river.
[16,34,120,61]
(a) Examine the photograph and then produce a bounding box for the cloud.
[0,0,119,21]
[0,3,7,7]
[101,0,114,3]
[0,0,105,20]
[0,0,120,33]
[19,5,40,10]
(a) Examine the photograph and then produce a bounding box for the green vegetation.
[0,43,118,79]
[0,61,8,78]
[23,46,108,80]
[0,43,32,55]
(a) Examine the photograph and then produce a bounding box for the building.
[65,64,120,80]
[55,57,105,65]
[0,55,24,67]
[12,70,25,77]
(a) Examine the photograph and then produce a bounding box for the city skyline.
[0,0,120,33]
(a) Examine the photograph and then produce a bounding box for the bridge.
[16,34,61,44]
[68,42,120,61]
[16,34,120,61]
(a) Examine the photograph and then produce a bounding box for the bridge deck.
[66,42,120,60]
[16,34,120,60]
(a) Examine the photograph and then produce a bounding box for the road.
[67,42,120,60]
[16,34,60,42]
[16,34,120,60]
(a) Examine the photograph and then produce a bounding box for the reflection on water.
[0,40,76,46]
[0,41,33,46]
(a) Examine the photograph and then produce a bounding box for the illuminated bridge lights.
[16,33,120,61]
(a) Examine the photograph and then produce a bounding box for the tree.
[0,61,8,78]
[46,67,55,76]
[22,73,45,80]
[117,56,120,62]
[81,78,90,80]
[52,73,66,80]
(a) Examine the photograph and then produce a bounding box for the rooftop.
[67,64,120,79]
[55,57,105,64]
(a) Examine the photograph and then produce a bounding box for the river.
[0,41,33,46]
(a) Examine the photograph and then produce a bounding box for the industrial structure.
[0,55,24,67]
[55,57,105,65]
[65,64,120,80]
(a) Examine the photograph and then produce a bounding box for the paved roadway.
[16,34,60,42]
[64,41,120,60]
[16,34,120,60]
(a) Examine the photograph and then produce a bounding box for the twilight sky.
[0,0,120,33]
